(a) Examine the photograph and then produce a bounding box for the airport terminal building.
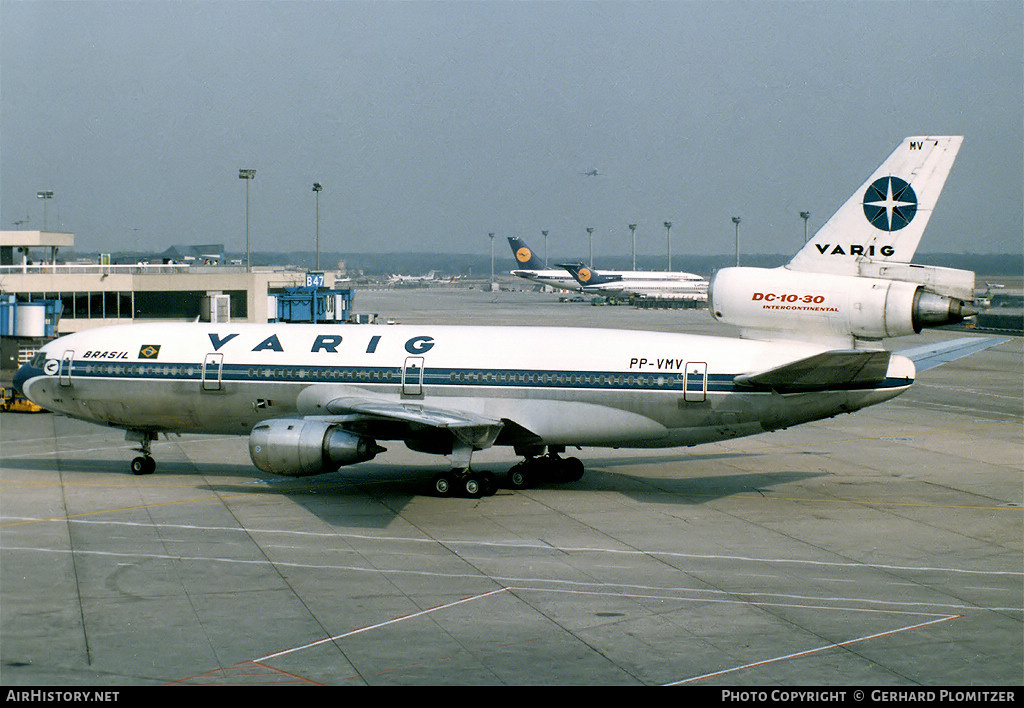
[0,231,327,373]
[0,231,320,332]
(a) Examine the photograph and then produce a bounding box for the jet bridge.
[269,273,354,324]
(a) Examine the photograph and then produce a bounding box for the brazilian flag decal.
[138,344,161,359]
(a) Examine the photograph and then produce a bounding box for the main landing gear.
[431,468,499,499]
[430,447,586,498]
[430,439,500,498]
[126,430,158,475]
[506,448,584,490]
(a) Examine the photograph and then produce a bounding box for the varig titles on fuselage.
[202,331,437,356]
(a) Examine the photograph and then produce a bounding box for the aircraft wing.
[896,336,1008,373]
[733,350,893,392]
[321,395,505,450]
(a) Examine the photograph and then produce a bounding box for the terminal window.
[24,290,247,320]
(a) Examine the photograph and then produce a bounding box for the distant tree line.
[66,250,1023,278]
[259,251,1023,278]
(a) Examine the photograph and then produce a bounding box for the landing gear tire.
[507,464,533,490]
[433,469,497,498]
[131,456,155,476]
[480,472,497,497]
[508,454,584,488]
[463,475,484,499]
[432,472,454,497]
[562,456,584,482]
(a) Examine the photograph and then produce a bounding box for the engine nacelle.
[709,267,976,343]
[249,419,384,477]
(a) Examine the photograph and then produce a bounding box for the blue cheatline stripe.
[45,360,914,394]
[66,360,699,391]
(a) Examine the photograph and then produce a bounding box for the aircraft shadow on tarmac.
[2,452,825,530]
[201,458,826,530]
[1,455,261,479]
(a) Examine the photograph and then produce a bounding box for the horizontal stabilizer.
[734,350,893,392]
[896,336,1008,373]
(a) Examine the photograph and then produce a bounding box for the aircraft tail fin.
[787,136,963,275]
[558,263,623,287]
[508,237,548,270]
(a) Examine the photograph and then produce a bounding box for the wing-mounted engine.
[709,265,977,347]
[249,418,384,477]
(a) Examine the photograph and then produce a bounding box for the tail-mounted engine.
[249,419,384,477]
[709,265,977,345]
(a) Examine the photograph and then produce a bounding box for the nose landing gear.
[126,429,158,475]
[130,455,156,475]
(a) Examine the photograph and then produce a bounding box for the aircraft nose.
[12,362,34,396]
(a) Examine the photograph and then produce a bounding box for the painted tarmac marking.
[666,614,963,685]
[6,544,1019,616]
[5,516,1021,580]
[248,585,967,685]
[256,588,509,662]
[0,495,248,528]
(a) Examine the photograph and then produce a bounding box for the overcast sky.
[1,0,1021,262]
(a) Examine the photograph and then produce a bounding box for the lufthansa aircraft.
[507,236,708,298]
[506,237,583,290]
[559,262,709,301]
[15,136,997,498]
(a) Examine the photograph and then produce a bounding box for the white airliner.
[507,236,708,299]
[506,237,585,290]
[559,262,709,301]
[15,136,997,498]
[387,270,439,285]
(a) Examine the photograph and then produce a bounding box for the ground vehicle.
[0,386,44,413]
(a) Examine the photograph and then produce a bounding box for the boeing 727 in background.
[559,262,709,301]
[507,236,709,299]
[15,136,999,498]
[506,237,584,290]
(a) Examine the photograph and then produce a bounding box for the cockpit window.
[30,351,48,367]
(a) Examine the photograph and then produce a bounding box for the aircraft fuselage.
[16,322,913,450]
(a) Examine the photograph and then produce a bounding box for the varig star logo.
[138,344,161,359]
[578,267,592,282]
[863,176,917,232]
[516,247,532,263]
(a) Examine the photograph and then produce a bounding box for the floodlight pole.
[664,221,673,270]
[629,224,637,270]
[36,191,54,231]
[313,182,323,270]
[800,211,811,243]
[489,232,495,284]
[239,169,256,271]
[732,217,741,267]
